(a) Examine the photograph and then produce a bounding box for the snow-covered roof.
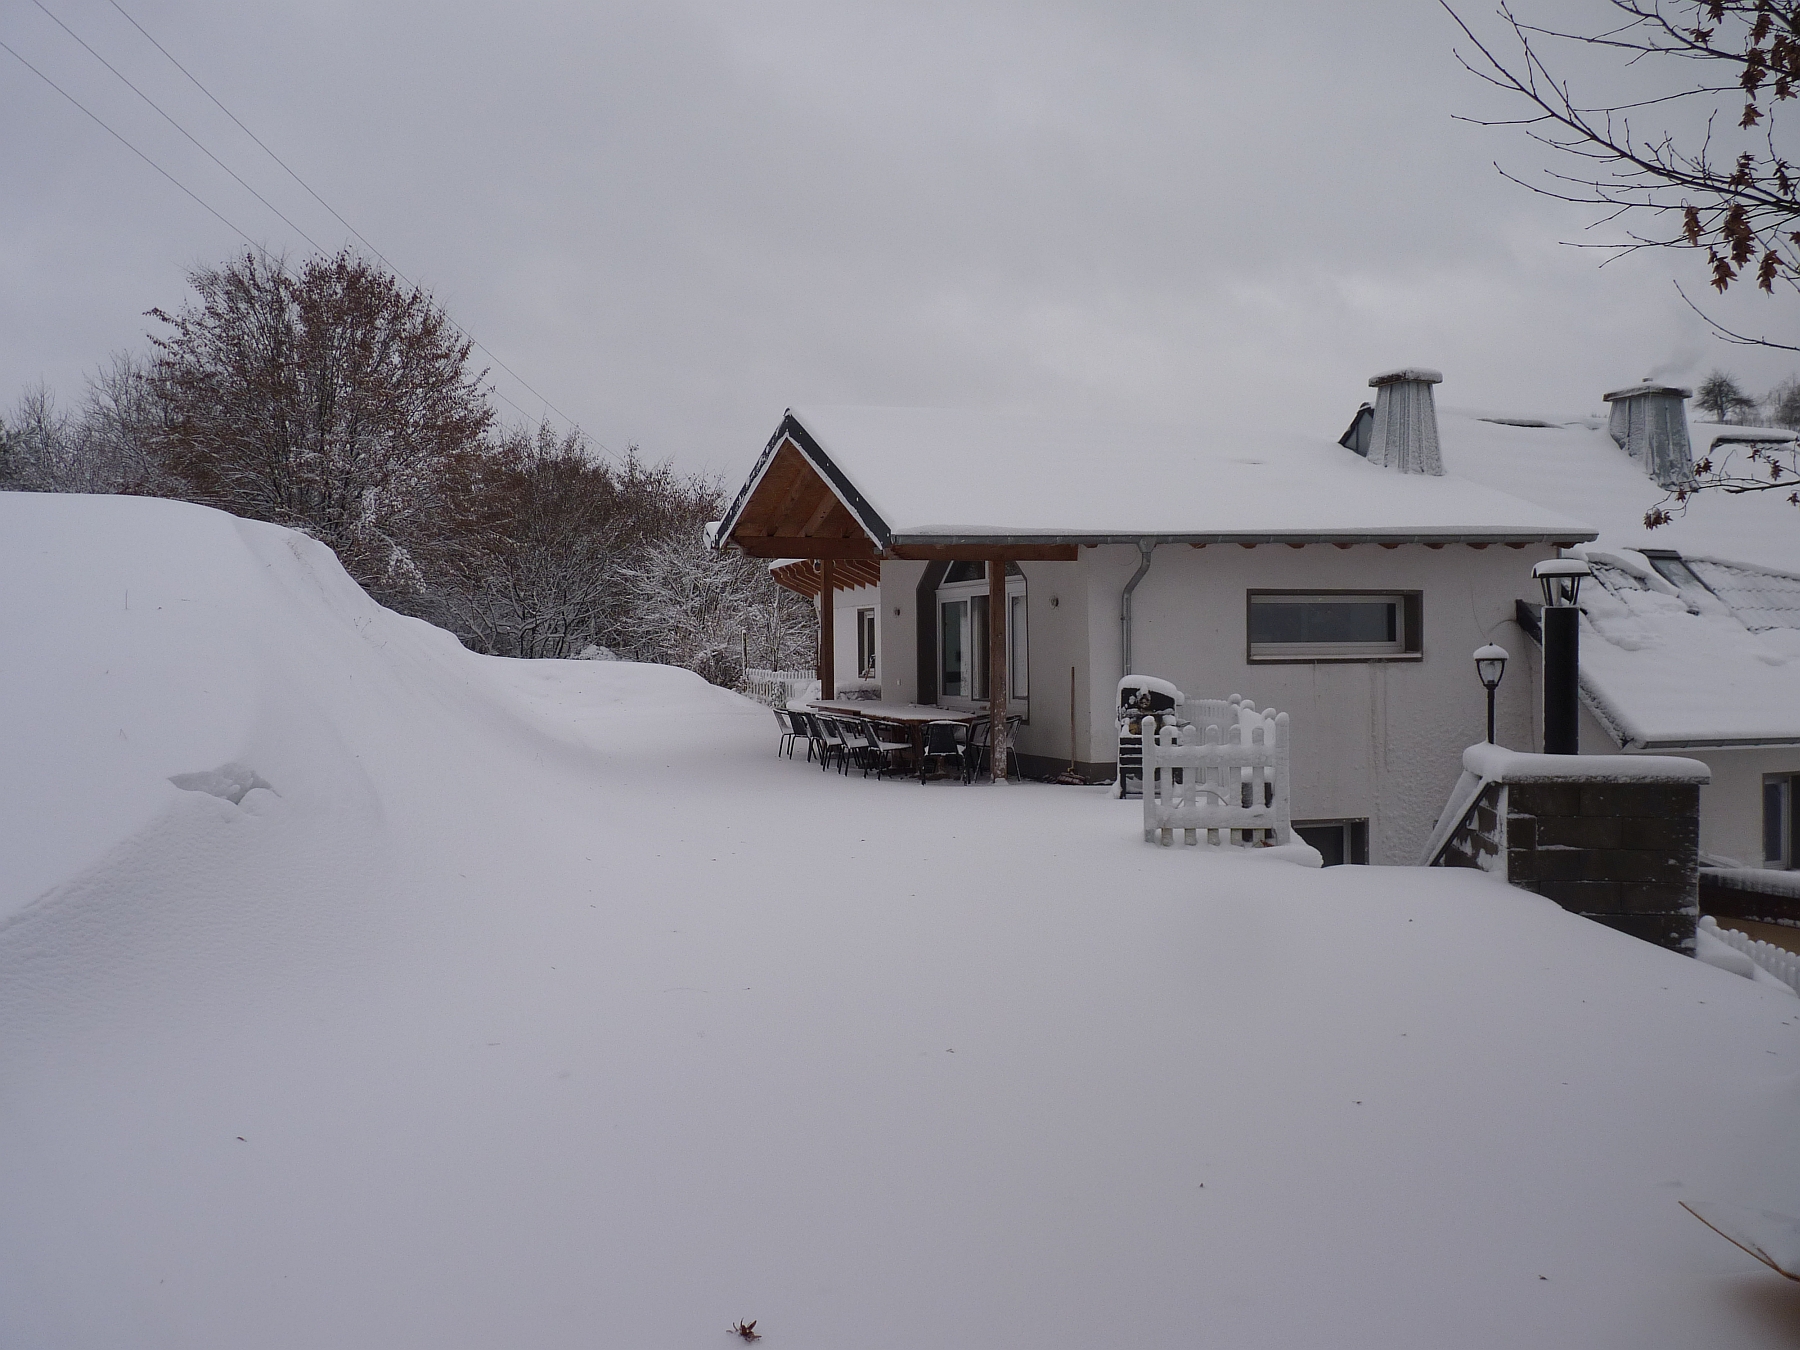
[1436,410,1800,748]
[770,406,1594,545]
[1437,410,1799,573]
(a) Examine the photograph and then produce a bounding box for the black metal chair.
[772,707,799,759]
[837,717,875,776]
[813,714,848,773]
[964,715,1024,783]
[918,720,971,784]
[793,710,825,764]
[859,717,913,780]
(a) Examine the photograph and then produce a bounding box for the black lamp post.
[1473,644,1508,744]
[1531,558,1591,756]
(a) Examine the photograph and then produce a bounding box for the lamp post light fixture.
[1533,557,1591,610]
[1473,644,1508,744]
[1530,557,1592,755]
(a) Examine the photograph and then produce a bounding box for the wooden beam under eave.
[731,536,881,559]
[887,544,1078,561]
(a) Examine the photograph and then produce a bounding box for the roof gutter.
[1121,540,1156,677]
[889,529,1594,548]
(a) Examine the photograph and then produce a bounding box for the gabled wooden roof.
[714,412,1077,562]
[714,414,886,560]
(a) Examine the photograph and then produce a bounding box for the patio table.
[806,701,980,781]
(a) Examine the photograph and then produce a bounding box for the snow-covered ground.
[3,492,1799,1349]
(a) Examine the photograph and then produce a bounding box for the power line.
[0,35,549,432]
[0,37,270,262]
[95,0,618,460]
[30,0,328,256]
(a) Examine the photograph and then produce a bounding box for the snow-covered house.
[710,373,1800,869]
[1434,392,1800,873]
[713,373,1599,864]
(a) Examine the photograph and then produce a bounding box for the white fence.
[1699,915,1800,997]
[1141,703,1292,847]
[741,669,821,708]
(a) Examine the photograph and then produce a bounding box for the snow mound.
[4,491,1799,1350]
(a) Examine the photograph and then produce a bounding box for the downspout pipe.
[1120,540,1156,676]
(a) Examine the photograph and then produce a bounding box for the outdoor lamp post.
[1531,558,1591,756]
[1473,644,1508,745]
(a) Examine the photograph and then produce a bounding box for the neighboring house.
[1433,391,1800,872]
[711,373,1597,865]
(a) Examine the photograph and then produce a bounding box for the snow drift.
[2,491,1798,1350]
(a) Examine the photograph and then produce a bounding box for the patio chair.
[965,715,1025,782]
[772,707,799,759]
[837,717,875,777]
[918,719,971,784]
[814,714,849,773]
[859,717,913,780]
[793,710,826,764]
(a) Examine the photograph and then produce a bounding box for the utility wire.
[0,37,269,262]
[0,36,554,428]
[30,0,328,256]
[97,0,616,460]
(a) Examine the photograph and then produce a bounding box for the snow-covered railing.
[1141,705,1291,847]
[741,669,821,708]
[1697,916,1800,997]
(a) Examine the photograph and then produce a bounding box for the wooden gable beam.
[734,536,880,559]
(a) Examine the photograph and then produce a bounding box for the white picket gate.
[1141,705,1292,847]
[1699,915,1800,996]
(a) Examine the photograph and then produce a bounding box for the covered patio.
[712,413,1073,779]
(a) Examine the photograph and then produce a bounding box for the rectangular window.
[971,594,990,700]
[856,608,877,679]
[941,600,966,696]
[1294,819,1370,867]
[1766,775,1795,867]
[1247,592,1421,662]
[1009,593,1029,699]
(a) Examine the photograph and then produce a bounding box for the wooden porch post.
[818,558,835,700]
[988,555,1008,782]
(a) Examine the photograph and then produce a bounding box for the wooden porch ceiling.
[769,558,882,598]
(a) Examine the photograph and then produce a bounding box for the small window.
[1294,819,1370,867]
[1766,774,1796,868]
[1248,591,1421,662]
[856,607,877,679]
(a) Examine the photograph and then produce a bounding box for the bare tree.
[145,249,494,595]
[1444,1,1800,349]
[1696,367,1757,418]
[1770,371,1800,423]
[0,383,72,490]
[613,537,812,688]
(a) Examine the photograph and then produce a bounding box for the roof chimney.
[1366,368,1444,475]
[1601,384,1693,487]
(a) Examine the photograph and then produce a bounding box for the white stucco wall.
[860,545,1780,868]
[1084,541,1557,865]
[827,584,879,686]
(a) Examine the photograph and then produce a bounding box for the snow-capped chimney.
[1366,368,1444,475]
[1601,384,1693,487]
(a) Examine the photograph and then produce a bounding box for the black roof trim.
[712,411,892,552]
[892,530,1595,548]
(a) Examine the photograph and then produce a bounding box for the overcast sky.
[5,0,1797,479]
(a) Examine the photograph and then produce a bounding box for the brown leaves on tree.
[145,249,495,593]
[1445,0,1800,333]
